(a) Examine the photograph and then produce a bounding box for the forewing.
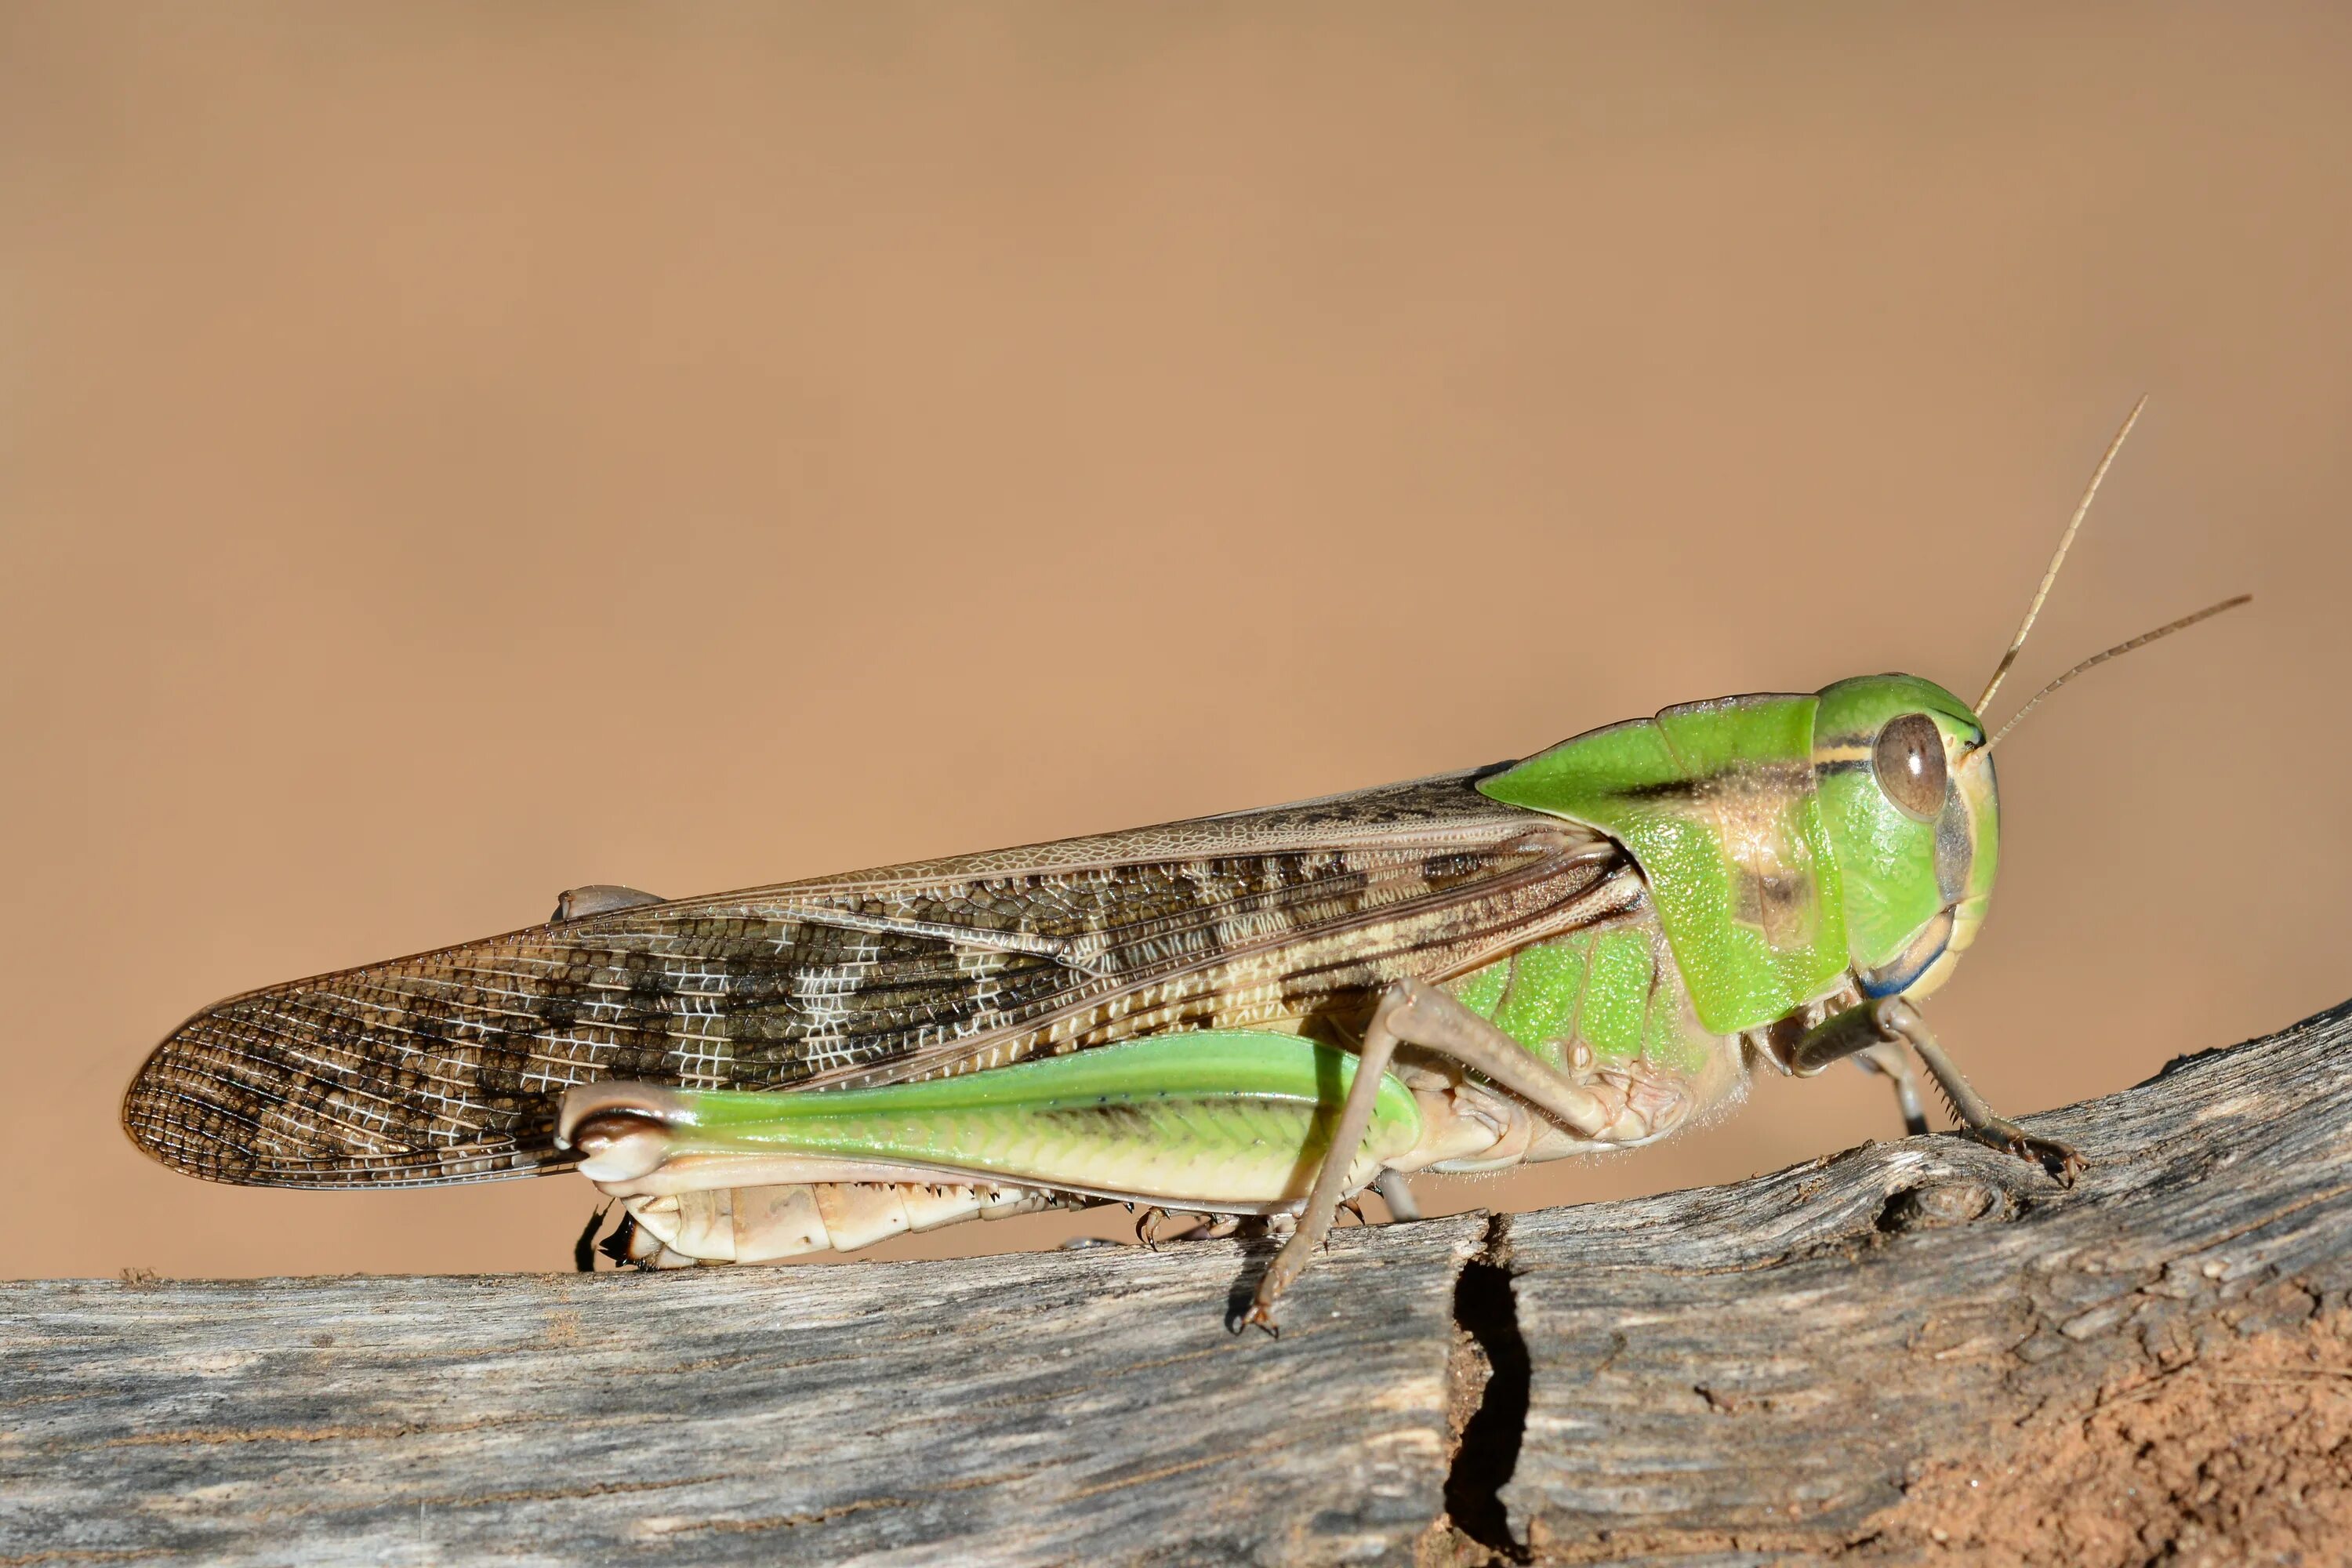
[124,769,1632,1187]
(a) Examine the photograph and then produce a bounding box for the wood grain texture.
[0,1217,1484,1566]
[11,999,2352,1566]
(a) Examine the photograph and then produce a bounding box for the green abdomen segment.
[654,1032,1422,1207]
[1447,923,1715,1076]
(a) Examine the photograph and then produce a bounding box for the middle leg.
[1854,1041,1930,1137]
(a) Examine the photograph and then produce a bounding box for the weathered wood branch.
[8,1001,2352,1566]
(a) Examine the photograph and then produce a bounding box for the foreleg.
[1789,996,2080,1182]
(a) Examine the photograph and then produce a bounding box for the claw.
[1231,1301,1280,1338]
[1971,1120,2083,1186]
[2032,1138,2086,1188]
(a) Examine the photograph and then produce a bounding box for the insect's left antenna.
[1974,396,2150,716]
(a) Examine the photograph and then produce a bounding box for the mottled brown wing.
[123,768,1634,1188]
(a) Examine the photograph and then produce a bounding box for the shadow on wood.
[7,1000,2350,1566]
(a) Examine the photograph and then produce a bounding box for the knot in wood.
[1875,1177,2010,1234]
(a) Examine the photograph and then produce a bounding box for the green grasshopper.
[123,402,2244,1327]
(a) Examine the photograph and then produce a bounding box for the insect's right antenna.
[1974,395,2150,716]
[1981,593,2250,753]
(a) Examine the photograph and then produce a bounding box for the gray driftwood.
[6,1000,2350,1566]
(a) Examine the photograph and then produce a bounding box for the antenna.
[1974,396,2150,715]
[1981,593,2250,753]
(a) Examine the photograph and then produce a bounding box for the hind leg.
[608,1180,1083,1266]
[1244,978,1618,1330]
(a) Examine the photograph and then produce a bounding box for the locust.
[123,401,2246,1328]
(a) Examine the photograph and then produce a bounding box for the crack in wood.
[1432,1211,1532,1563]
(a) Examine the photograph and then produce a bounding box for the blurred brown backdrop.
[3,4,2347,1280]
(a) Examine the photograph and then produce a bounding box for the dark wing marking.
[123,769,1637,1188]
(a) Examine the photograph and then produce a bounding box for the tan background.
[3,5,2347,1280]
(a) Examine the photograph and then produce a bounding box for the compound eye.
[1871,713,1947,822]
